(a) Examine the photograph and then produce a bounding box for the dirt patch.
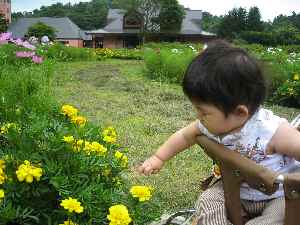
[73,64,121,87]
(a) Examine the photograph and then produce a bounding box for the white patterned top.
[198,108,300,201]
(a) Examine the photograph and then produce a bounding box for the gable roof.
[8,17,92,40]
[87,8,215,36]
[181,10,203,35]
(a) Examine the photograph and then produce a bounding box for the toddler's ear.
[235,105,249,117]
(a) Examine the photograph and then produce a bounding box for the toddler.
[138,41,300,225]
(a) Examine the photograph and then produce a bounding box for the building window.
[123,13,142,29]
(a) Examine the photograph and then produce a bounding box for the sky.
[12,0,300,22]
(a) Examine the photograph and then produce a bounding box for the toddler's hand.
[137,155,165,176]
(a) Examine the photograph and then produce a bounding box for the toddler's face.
[192,101,247,136]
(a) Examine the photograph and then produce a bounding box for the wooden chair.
[164,115,300,225]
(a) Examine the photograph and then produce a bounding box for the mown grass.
[53,59,300,216]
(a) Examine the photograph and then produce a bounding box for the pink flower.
[11,38,24,46]
[22,41,36,50]
[32,55,43,64]
[16,51,36,58]
[0,32,12,41]
[0,32,12,44]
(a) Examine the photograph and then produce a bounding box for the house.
[0,0,11,23]
[8,17,92,48]
[86,8,216,48]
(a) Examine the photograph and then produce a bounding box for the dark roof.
[8,17,92,40]
[87,9,215,36]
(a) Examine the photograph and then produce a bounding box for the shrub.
[38,43,97,62]
[144,46,198,83]
[95,48,143,60]
[0,34,159,224]
[241,31,276,46]
[0,104,158,224]
[26,22,56,40]
[270,73,300,108]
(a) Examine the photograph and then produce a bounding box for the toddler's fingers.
[143,165,153,176]
[135,161,145,174]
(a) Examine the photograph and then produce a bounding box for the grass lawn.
[52,59,300,215]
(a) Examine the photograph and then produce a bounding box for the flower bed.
[95,48,143,60]
[0,32,158,224]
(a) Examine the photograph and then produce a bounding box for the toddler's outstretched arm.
[137,120,202,175]
[266,121,300,161]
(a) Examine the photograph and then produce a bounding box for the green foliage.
[218,7,248,39]
[26,22,56,40]
[0,14,8,33]
[37,43,97,62]
[95,48,143,60]
[0,44,44,68]
[144,45,198,83]
[271,78,300,107]
[240,31,276,46]
[201,12,221,34]
[0,45,159,224]
[158,0,185,33]
[241,27,300,46]
[272,22,300,45]
[13,0,109,30]
[246,7,263,31]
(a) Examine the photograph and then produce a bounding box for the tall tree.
[201,11,221,34]
[247,6,263,31]
[218,7,247,38]
[12,0,109,30]
[158,0,185,33]
[0,14,8,33]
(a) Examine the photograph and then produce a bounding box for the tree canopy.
[12,0,109,30]
[26,22,56,40]
[0,13,8,33]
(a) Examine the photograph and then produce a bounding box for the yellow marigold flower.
[0,160,5,170]
[293,73,299,81]
[0,122,19,134]
[103,135,116,144]
[114,151,123,160]
[0,169,6,185]
[73,139,84,152]
[85,141,107,156]
[59,220,78,225]
[107,204,132,225]
[63,136,75,144]
[114,151,128,167]
[0,189,4,199]
[102,127,117,144]
[0,159,6,184]
[121,155,128,167]
[16,160,43,183]
[71,116,87,127]
[130,185,153,202]
[60,197,84,214]
[62,105,78,118]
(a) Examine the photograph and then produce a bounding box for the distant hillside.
[12,0,109,30]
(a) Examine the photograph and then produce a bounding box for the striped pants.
[194,181,285,225]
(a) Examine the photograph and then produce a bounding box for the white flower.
[188,45,195,50]
[171,48,179,53]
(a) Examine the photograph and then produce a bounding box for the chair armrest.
[196,135,279,195]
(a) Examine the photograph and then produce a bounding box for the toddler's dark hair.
[182,40,267,116]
